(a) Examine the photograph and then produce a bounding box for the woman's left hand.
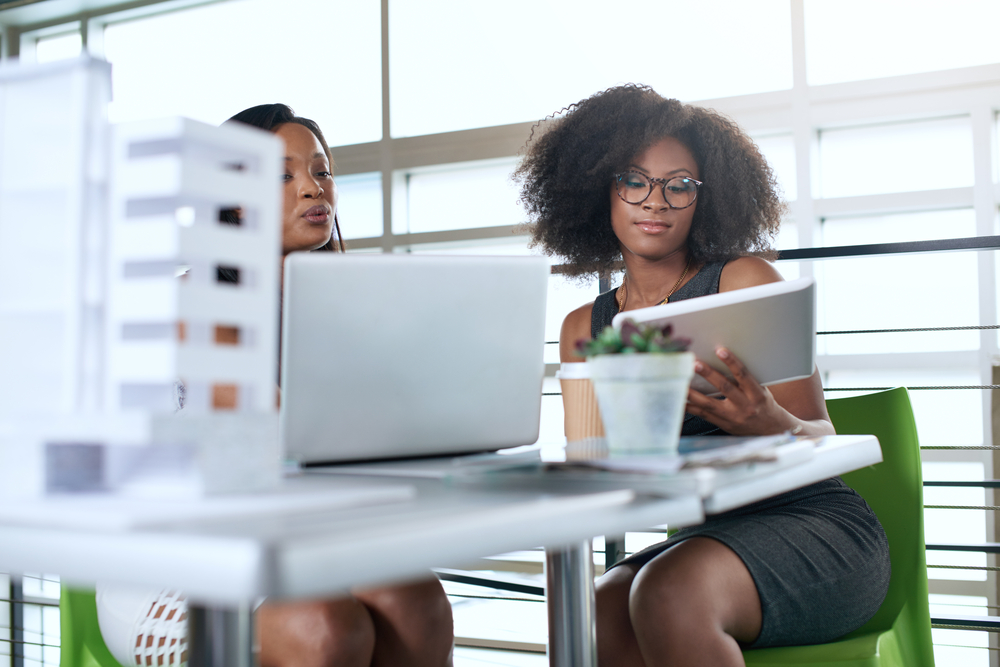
[685,347,796,436]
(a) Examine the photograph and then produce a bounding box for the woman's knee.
[596,564,637,624]
[628,538,762,643]
[595,565,643,662]
[257,597,375,667]
[355,578,454,666]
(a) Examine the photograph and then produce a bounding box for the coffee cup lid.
[555,362,590,380]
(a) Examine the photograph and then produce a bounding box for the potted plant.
[577,319,694,456]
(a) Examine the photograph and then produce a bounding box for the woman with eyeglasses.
[95,104,454,667]
[516,85,890,667]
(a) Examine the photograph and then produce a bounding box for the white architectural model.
[0,57,285,497]
[0,57,111,418]
[106,117,282,415]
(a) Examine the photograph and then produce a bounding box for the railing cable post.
[11,576,22,667]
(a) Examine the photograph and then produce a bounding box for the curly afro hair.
[515,84,783,277]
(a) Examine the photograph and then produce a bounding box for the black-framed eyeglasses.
[614,172,702,209]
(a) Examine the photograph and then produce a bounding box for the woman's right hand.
[685,347,834,437]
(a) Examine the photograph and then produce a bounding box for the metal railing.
[0,575,62,667]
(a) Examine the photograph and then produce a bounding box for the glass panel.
[774,218,799,252]
[546,274,600,364]
[22,603,41,649]
[21,574,60,599]
[540,379,564,446]
[625,532,669,555]
[929,593,990,620]
[45,645,63,667]
[773,218,800,280]
[545,342,560,365]
[923,461,984,483]
[43,604,60,642]
[772,259,800,282]
[993,249,1000,349]
[336,172,382,240]
[399,158,524,234]
[15,575,62,666]
[815,251,979,354]
[450,594,548,648]
[390,0,792,137]
[995,114,1000,184]
[0,572,9,658]
[824,369,983,446]
[932,627,990,667]
[35,33,81,63]
[923,465,987,581]
[822,208,976,246]
[818,117,974,198]
[752,133,796,202]
[104,0,381,146]
[804,0,1000,86]
[394,236,533,256]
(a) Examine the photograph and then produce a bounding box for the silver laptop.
[280,253,549,465]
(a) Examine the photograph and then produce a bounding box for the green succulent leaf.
[574,318,691,357]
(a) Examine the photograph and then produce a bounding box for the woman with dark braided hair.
[517,85,890,666]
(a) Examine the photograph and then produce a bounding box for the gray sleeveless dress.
[596,262,891,648]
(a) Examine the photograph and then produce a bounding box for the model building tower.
[105,117,283,417]
[0,56,112,418]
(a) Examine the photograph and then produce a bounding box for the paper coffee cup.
[557,362,606,443]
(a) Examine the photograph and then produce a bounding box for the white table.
[0,434,880,667]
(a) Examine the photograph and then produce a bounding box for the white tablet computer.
[611,277,816,395]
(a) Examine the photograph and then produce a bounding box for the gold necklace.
[616,255,693,313]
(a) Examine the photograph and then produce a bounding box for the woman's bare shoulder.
[559,302,595,362]
[719,256,783,292]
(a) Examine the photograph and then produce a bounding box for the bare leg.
[355,578,455,667]
[629,537,762,667]
[257,597,375,667]
[595,563,644,667]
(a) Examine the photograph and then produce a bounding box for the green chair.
[60,586,126,667]
[743,387,934,667]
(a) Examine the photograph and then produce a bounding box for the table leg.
[188,602,256,667]
[545,540,597,667]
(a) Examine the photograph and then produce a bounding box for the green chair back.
[744,387,935,667]
[60,586,126,667]
[832,389,930,642]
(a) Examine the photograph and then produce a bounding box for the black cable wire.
[824,386,1000,391]
[818,325,1000,335]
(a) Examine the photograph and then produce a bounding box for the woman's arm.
[684,257,835,437]
[559,303,596,363]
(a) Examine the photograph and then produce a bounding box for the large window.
[804,0,1000,85]
[101,0,381,146]
[337,172,383,240]
[397,158,525,234]
[817,116,975,198]
[389,0,793,137]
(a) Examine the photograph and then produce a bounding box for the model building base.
[0,412,279,499]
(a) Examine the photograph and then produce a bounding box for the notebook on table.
[280,254,549,466]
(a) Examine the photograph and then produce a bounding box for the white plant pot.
[587,352,695,456]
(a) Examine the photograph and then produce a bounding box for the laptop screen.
[280,254,549,465]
